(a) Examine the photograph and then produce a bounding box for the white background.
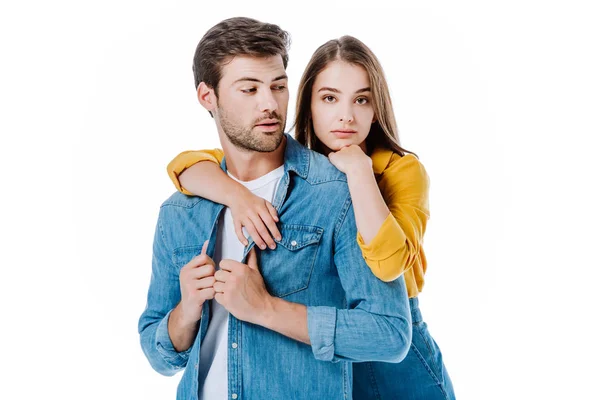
[1,1,599,399]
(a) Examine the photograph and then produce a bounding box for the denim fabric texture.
[354,297,455,399]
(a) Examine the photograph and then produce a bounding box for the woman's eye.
[356,97,369,105]
[323,95,336,103]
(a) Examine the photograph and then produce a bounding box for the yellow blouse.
[167,147,429,298]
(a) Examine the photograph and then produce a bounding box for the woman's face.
[310,60,375,152]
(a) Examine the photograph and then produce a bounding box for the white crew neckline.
[227,165,285,191]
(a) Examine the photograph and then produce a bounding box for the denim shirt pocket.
[259,223,324,298]
[172,244,204,269]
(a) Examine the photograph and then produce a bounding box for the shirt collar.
[282,133,310,179]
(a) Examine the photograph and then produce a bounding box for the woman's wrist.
[346,160,374,181]
[226,181,252,208]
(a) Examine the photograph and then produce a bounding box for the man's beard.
[218,107,285,153]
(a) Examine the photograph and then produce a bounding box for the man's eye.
[273,85,287,91]
[241,88,256,94]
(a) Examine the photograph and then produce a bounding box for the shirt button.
[232,394,238,399]
[291,240,297,246]
[231,343,238,349]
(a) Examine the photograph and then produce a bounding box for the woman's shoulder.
[376,148,430,202]
[372,147,426,179]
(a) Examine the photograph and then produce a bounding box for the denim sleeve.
[307,196,412,363]
[138,210,191,376]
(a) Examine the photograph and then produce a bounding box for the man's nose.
[258,89,278,113]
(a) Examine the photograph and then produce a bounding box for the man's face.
[213,55,289,152]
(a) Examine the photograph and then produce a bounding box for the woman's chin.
[322,139,352,152]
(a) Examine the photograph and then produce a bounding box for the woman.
[168,36,455,399]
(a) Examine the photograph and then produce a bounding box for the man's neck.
[220,135,286,182]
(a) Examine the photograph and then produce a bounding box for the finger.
[213,281,225,293]
[234,221,249,246]
[184,254,209,269]
[244,222,267,250]
[189,263,215,279]
[185,249,216,270]
[246,247,259,271]
[219,259,237,272]
[260,208,281,242]
[195,276,215,289]
[214,269,230,282]
[265,201,279,222]
[200,240,209,256]
[249,214,275,249]
[199,287,215,301]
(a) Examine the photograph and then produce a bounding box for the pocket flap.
[276,224,323,251]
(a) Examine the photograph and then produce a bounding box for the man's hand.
[213,247,273,325]
[177,240,216,325]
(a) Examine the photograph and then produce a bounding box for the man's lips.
[255,119,280,127]
[255,119,281,132]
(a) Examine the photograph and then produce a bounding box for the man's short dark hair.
[192,17,291,96]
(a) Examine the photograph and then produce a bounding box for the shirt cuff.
[357,213,407,260]
[155,309,193,366]
[307,306,337,362]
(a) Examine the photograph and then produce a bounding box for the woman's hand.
[229,188,282,250]
[328,144,373,175]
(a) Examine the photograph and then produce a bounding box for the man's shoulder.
[303,149,348,185]
[160,191,202,208]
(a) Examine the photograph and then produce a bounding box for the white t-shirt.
[198,165,284,400]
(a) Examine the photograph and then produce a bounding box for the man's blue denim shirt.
[138,135,412,400]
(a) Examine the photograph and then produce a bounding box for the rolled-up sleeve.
[307,196,412,363]
[166,149,225,195]
[307,306,337,361]
[357,154,430,282]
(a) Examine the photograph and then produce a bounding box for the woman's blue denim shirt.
[138,135,412,399]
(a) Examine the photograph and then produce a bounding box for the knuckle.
[203,264,215,275]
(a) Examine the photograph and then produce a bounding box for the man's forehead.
[221,55,286,83]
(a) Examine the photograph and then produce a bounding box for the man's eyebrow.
[233,74,288,85]
[233,77,262,84]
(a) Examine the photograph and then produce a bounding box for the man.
[138,17,412,400]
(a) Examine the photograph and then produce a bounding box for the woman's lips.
[331,130,357,138]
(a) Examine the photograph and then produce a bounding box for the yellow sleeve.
[357,154,430,282]
[166,149,225,195]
